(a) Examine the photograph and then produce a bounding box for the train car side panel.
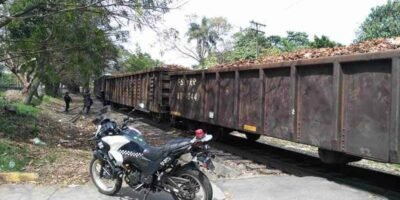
[239,70,262,133]
[184,74,203,120]
[342,59,392,161]
[170,75,186,117]
[204,73,218,124]
[217,72,236,128]
[296,64,335,150]
[263,68,292,140]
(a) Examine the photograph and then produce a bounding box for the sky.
[123,0,388,66]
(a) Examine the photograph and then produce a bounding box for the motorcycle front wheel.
[174,168,213,200]
[89,157,122,195]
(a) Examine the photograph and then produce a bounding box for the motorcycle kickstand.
[143,189,151,200]
[171,192,179,200]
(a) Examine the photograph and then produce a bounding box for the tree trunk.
[12,72,31,94]
[23,56,45,105]
[23,77,40,104]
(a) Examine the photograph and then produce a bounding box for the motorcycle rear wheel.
[174,168,213,200]
[89,158,122,195]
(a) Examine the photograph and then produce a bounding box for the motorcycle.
[89,108,215,200]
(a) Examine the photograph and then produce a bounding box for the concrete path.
[0,175,394,200]
[0,182,225,200]
[217,175,390,200]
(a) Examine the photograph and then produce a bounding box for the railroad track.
[119,109,400,199]
[212,135,400,199]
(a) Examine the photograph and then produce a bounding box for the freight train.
[94,50,400,165]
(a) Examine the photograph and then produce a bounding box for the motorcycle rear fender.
[178,161,199,171]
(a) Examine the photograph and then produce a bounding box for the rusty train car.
[102,68,173,121]
[95,50,400,165]
[169,50,400,164]
[93,75,110,99]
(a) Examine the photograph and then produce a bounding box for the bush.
[13,102,39,117]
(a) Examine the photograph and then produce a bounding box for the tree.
[118,47,161,72]
[266,35,282,47]
[0,0,176,104]
[310,35,340,48]
[286,31,309,47]
[186,16,231,66]
[227,28,271,61]
[160,16,232,68]
[267,31,309,52]
[357,0,400,41]
[2,2,118,100]
[0,0,176,29]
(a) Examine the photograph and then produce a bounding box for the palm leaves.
[186,17,223,65]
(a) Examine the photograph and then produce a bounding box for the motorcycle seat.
[143,146,164,161]
[143,138,191,161]
[164,138,191,152]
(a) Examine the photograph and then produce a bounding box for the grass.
[0,94,41,140]
[42,95,55,104]
[13,102,39,117]
[0,139,31,172]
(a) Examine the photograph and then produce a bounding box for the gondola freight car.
[93,75,110,100]
[104,68,174,122]
[169,50,400,165]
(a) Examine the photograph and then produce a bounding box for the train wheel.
[245,133,261,142]
[318,149,360,165]
[211,128,225,142]
[170,116,177,127]
[110,103,120,110]
[152,113,162,123]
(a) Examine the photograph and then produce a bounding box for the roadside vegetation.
[0,139,31,172]
[0,91,92,184]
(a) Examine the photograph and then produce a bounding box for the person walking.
[83,93,93,114]
[63,92,72,112]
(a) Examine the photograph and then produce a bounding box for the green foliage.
[0,95,39,117]
[13,102,39,117]
[357,0,400,41]
[0,139,31,172]
[227,28,272,60]
[42,95,54,104]
[286,31,310,47]
[310,35,340,48]
[118,47,161,72]
[2,0,173,102]
[225,30,310,63]
[268,32,310,52]
[0,73,19,86]
[0,97,40,140]
[4,0,119,96]
[186,16,232,66]
[266,35,283,47]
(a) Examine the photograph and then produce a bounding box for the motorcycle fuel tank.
[102,128,150,168]
[102,135,130,166]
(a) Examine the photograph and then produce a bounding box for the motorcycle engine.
[125,169,141,187]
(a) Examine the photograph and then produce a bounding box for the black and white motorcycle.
[89,108,215,200]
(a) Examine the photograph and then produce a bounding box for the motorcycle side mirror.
[92,115,104,125]
[100,106,108,114]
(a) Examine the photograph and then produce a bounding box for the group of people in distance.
[63,92,93,114]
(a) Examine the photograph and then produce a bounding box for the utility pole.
[250,20,266,58]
